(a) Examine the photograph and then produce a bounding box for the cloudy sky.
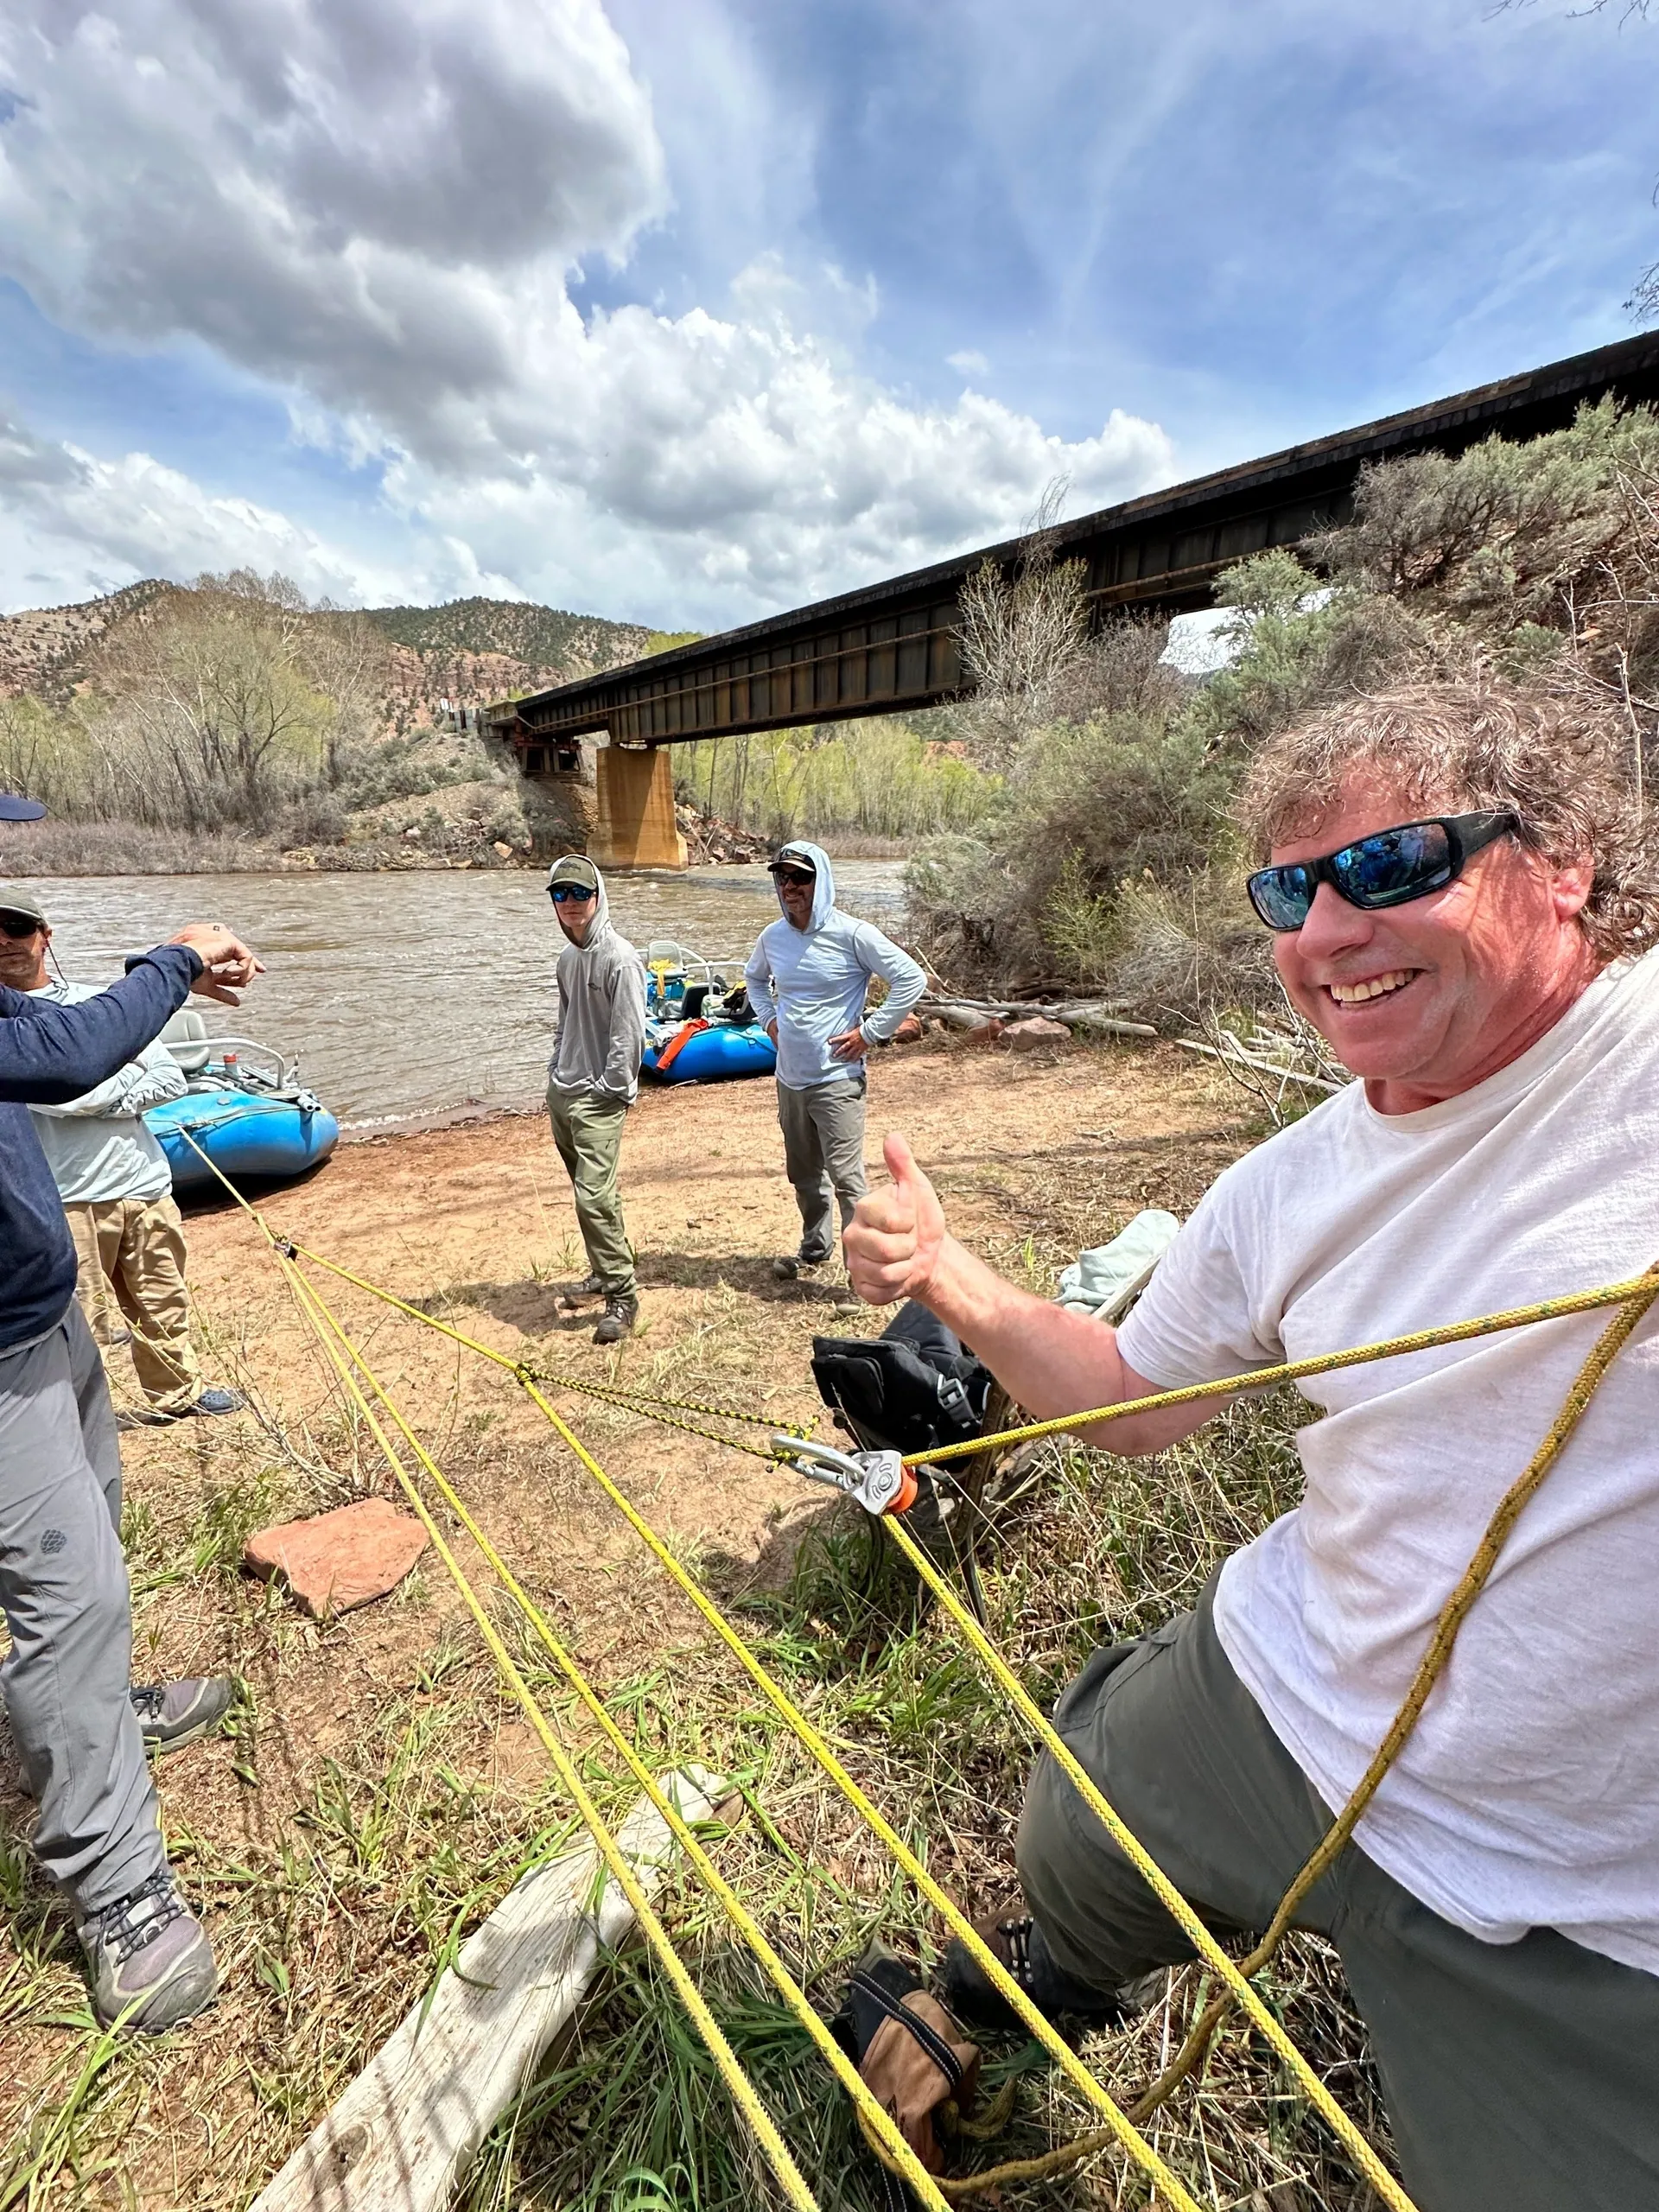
[0,0,1654,627]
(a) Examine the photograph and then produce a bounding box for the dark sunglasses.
[549,883,596,906]
[770,868,816,888]
[0,912,42,939]
[1246,810,1519,932]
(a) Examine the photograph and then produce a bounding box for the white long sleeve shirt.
[743,843,925,1090]
[26,980,185,1205]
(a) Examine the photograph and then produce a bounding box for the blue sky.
[0,0,1654,627]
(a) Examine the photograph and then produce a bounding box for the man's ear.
[1549,855,1595,924]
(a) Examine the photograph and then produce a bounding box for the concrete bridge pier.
[588,741,688,871]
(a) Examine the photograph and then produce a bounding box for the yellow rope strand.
[1117,1263,1659,2120]
[268,1246,827,2212]
[901,1271,1659,1465]
[181,1141,1172,2201]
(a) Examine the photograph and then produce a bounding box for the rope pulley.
[771,1433,918,1516]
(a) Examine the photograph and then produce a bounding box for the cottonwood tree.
[82,573,385,832]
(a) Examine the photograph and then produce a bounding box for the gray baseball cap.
[547,855,600,893]
[0,884,48,928]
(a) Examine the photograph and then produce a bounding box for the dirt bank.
[0,1032,1259,2209]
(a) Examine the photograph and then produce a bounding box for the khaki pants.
[546,1089,635,1296]
[67,1196,203,1414]
[1017,1578,1659,2212]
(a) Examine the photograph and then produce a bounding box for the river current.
[18,861,908,1124]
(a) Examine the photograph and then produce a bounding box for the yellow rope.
[201,1144,1653,2205]
[902,1271,1659,1464]
[187,1138,1185,2202]
[285,1260,960,2212]
[269,1262,824,2212]
[268,1222,1414,2207]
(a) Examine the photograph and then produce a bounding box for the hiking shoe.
[130,1675,237,1755]
[938,1908,1127,2034]
[593,1294,639,1345]
[137,1388,245,1426]
[561,1274,605,1308]
[191,1388,245,1417]
[79,1874,219,2034]
[772,1251,830,1281]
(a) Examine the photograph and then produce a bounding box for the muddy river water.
[21,861,908,1124]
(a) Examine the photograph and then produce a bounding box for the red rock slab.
[244,1497,429,1618]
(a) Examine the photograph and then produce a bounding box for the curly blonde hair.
[1234,682,1659,962]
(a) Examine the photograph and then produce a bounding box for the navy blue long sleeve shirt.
[0,946,200,1350]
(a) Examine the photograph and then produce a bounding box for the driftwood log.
[250,1767,723,2212]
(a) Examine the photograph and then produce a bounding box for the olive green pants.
[1016,1579,1659,2212]
[546,1088,635,1297]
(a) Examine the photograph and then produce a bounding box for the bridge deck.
[491,333,1659,762]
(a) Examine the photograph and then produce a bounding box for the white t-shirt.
[1116,950,1659,1975]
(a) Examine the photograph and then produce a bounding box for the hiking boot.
[78,1873,219,2034]
[593,1294,639,1345]
[130,1676,237,1755]
[937,1908,1127,2035]
[772,1250,830,1281]
[561,1274,605,1308]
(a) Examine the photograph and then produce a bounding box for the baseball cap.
[0,793,46,823]
[766,842,817,875]
[0,884,48,928]
[547,854,600,893]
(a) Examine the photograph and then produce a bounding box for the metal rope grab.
[181,1129,1659,2207]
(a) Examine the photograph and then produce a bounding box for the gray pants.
[777,1075,868,1262]
[546,1087,635,1296]
[0,1302,165,1914]
[1017,1579,1659,2212]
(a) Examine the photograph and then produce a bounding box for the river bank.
[0,1032,1380,2211]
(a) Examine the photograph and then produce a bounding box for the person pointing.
[3,917,264,2035]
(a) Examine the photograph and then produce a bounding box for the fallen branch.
[251,1767,724,2212]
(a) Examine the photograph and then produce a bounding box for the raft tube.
[145,1087,340,1195]
[642,1020,777,1084]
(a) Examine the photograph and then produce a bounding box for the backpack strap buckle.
[770,1435,919,1516]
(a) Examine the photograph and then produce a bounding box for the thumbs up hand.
[846,1133,946,1306]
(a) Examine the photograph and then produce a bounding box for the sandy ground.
[0,1030,1255,2206]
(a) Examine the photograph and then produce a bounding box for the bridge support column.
[589,744,687,871]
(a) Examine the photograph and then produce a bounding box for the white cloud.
[0,0,1175,619]
[0,414,505,610]
[947,350,990,377]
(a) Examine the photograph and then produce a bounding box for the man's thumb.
[882,1132,920,1199]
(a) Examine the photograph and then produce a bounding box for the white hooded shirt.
[743,843,925,1090]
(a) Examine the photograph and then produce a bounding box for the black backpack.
[810,1301,992,1458]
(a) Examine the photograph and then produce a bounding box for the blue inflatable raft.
[642,1018,776,1084]
[143,1014,340,1195]
[639,939,778,1085]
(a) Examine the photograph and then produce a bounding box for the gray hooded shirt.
[547,869,647,1106]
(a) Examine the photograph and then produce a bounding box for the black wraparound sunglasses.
[1246,811,1519,932]
[0,912,42,939]
[549,883,596,906]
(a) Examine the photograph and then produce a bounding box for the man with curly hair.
[846,683,1659,2211]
